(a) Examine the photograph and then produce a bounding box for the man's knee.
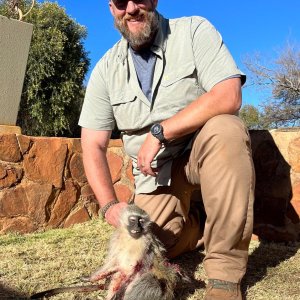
[193,114,250,158]
[202,114,248,141]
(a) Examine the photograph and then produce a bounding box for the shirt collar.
[151,13,168,53]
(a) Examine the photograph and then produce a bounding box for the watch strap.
[150,123,166,143]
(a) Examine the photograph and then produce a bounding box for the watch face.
[152,124,162,135]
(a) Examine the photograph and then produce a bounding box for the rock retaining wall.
[0,129,299,241]
[0,136,133,233]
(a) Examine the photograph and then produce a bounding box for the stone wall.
[0,135,134,233]
[0,129,299,242]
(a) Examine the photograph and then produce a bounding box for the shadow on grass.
[0,282,28,300]
[242,241,300,294]
[172,249,206,300]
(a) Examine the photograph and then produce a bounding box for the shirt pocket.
[110,90,142,130]
[155,61,199,118]
[161,61,196,87]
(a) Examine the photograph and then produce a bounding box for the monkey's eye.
[129,217,137,223]
[139,218,145,225]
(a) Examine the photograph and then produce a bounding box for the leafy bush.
[0,1,90,136]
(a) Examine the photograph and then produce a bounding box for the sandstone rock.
[291,181,300,218]
[0,164,23,189]
[292,180,300,201]
[0,182,53,225]
[0,125,21,134]
[0,216,38,234]
[63,206,90,228]
[106,151,123,184]
[0,134,21,162]
[47,180,78,228]
[0,165,6,178]
[85,201,99,218]
[81,184,94,198]
[67,138,82,153]
[80,184,98,216]
[108,139,123,147]
[23,138,67,188]
[114,183,133,203]
[17,135,32,154]
[81,184,97,204]
[288,137,300,172]
[69,153,87,184]
[126,159,134,185]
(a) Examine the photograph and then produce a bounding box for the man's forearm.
[161,77,242,141]
[81,135,117,208]
[83,148,117,207]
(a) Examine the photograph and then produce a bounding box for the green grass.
[0,219,299,299]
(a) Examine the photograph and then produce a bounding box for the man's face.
[109,0,159,50]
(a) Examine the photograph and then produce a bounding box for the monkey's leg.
[84,257,120,282]
[106,272,131,300]
[82,269,117,282]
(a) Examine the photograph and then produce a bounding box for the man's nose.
[126,1,139,14]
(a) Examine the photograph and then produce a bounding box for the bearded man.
[79,1,255,299]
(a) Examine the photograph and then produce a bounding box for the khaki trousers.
[134,114,255,283]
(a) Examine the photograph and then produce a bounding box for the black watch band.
[150,123,166,143]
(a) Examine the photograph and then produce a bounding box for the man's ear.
[109,0,115,17]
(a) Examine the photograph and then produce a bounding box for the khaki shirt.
[79,14,245,194]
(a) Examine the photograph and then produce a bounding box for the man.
[79,1,255,299]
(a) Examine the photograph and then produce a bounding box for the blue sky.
[42,0,300,107]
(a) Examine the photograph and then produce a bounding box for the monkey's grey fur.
[87,204,185,300]
[30,205,188,299]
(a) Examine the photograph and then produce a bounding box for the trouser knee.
[197,114,249,150]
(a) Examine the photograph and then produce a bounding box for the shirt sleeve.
[78,57,116,130]
[191,17,246,91]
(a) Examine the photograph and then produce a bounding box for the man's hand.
[137,133,162,177]
[105,202,128,227]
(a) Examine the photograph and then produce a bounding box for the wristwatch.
[150,123,166,143]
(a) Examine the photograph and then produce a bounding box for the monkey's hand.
[105,202,128,227]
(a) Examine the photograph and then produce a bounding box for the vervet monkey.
[84,204,184,300]
[30,205,187,299]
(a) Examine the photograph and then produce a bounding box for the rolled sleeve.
[78,59,116,130]
[191,17,246,91]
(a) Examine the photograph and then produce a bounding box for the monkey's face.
[127,215,148,239]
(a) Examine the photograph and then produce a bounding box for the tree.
[239,104,264,129]
[0,1,90,137]
[244,43,300,128]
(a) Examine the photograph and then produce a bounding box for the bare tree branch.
[243,43,300,128]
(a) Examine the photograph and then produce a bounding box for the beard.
[114,9,159,50]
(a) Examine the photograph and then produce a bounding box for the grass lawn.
[0,218,299,299]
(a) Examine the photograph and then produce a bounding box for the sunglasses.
[112,0,147,9]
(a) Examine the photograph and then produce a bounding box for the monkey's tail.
[30,284,105,299]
